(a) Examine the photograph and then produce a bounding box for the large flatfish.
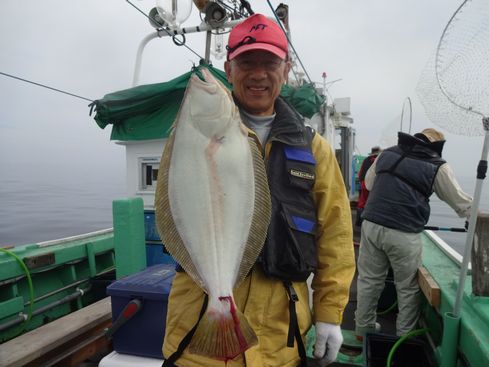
[155,68,271,361]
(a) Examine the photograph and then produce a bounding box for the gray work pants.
[355,220,422,336]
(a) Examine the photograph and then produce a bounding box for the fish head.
[188,68,236,138]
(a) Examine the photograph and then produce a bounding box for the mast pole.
[204,30,212,64]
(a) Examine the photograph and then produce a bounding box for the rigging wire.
[265,0,312,84]
[1,2,316,104]
[0,71,93,102]
[125,0,203,60]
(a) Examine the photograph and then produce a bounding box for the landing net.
[416,0,489,136]
[416,0,489,319]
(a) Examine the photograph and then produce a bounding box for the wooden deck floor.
[0,297,112,367]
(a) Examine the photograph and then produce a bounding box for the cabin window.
[140,157,160,191]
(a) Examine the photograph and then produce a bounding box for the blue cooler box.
[107,264,176,358]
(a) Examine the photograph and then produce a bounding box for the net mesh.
[416,0,489,136]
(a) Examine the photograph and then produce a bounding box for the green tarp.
[281,82,325,119]
[90,64,325,141]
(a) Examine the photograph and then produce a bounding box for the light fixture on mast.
[204,1,227,28]
[275,3,289,28]
[156,0,193,30]
[148,7,167,29]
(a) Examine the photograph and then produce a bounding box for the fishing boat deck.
[342,209,489,367]
[0,297,112,367]
[340,249,397,335]
[420,230,489,367]
[311,210,398,366]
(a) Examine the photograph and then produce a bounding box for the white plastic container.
[99,351,163,367]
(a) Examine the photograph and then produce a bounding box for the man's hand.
[313,322,343,366]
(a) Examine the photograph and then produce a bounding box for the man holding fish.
[156,13,355,367]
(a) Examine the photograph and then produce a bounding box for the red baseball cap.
[227,14,288,61]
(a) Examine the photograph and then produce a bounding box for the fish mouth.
[191,73,219,94]
[187,68,234,136]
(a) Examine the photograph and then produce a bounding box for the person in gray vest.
[354,128,472,338]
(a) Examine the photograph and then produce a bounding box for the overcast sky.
[0,0,485,187]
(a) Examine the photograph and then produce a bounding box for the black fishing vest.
[260,98,318,282]
[362,133,446,233]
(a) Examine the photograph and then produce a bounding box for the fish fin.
[235,137,272,285]
[189,297,257,360]
[154,128,205,289]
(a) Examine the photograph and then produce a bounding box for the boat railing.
[38,228,114,248]
[423,229,471,272]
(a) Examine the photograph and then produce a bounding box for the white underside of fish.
[168,99,254,298]
[155,68,271,360]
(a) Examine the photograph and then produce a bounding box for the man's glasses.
[233,58,284,72]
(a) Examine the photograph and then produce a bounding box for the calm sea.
[0,170,126,247]
[1,173,487,256]
[428,174,489,255]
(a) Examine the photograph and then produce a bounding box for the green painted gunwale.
[421,231,489,367]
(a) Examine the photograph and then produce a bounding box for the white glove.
[313,322,343,366]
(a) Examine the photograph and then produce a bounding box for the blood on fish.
[219,296,248,350]
[189,295,257,360]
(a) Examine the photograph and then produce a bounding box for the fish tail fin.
[189,296,257,360]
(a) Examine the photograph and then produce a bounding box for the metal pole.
[0,287,90,332]
[132,32,159,86]
[132,19,243,85]
[400,97,412,133]
[453,119,489,317]
[440,311,460,367]
[204,30,212,64]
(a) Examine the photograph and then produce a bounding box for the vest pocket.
[283,146,316,191]
[274,203,318,281]
[286,161,316,191]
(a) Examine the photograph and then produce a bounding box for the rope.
[0,72,93,102]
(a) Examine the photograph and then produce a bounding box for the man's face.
[224,50,290,116]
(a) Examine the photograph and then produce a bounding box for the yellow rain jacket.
[162,128,355,367]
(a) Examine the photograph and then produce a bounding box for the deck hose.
[0,248,34,331]
[377,300,398,315]
[386,328,430,367]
